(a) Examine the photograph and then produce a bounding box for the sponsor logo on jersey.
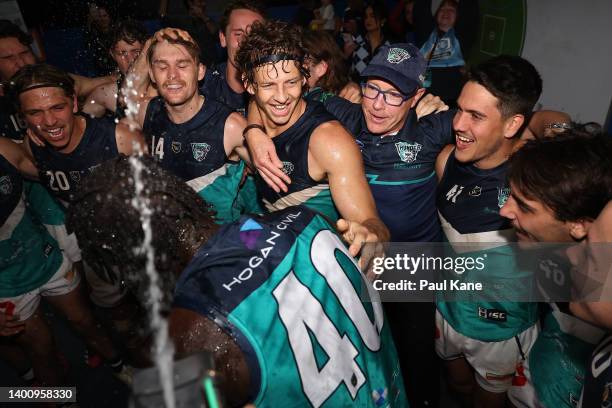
[0,176,12,195]
[478,307,507,322]
[497,187,511,208]
[469,185,482,197]
[371,387,388,407]
[69,171,81,183]
[282,161,294,176]
[171,141,182,154]
[43,243,54,257]
[239,218,263,250]
[395,141,422,163]
[191,143,211,162]
[387,48,411,64]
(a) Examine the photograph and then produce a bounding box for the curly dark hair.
[303,30,349,94]
[235,20,309,87]
[508,128,612,222]
[66,155,217,307]
[468,55,542,118]
[8,63,75,108]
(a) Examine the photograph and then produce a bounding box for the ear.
[197,62,205,81]
[569,219,592,241]
[219,30,227,49]
[314,60,329,78]
[503,114,525,139]
[243,75,255,96]
[409,88,426,108]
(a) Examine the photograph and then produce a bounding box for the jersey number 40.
[273,230,384,407]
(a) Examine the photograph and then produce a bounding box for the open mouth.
[164,83,184,93]
[44,127,65,141]
[270,103,290,117]
[456,134,474,149]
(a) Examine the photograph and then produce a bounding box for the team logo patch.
[69,171,81,183]
[282,161,294,175]
[0,176,12,195]
[469,186,482,197]
[497,187,511,208]
[239,218,263,249]
[171,141,182,154]
[387,48,411,64]
[395,141,422,163]
[191,143,211,162]
[372,387,388,407]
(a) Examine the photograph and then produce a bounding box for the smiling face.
[436,2,457,32]
[0,36,36,82]
[220,8,264,68]
[500,182,579,243]
[149,41,204,107]
[361,78,422,136]
[248,60,305,131]
[19,86,78,151]
[453,81,523,169]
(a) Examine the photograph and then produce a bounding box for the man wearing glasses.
[245,42,453,408]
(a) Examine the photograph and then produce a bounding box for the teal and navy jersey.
[199,62,248,116]
[0,96,26,141]
[256,101,340,222]
[143,96,247,223]
[580,333,612,408]
[324,96,454,241]
[0,154,62,297]
[531,306,604,407]
[174,207,407,408]
[435,151,537,341]
[30,114,119,204]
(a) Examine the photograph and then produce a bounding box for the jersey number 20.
[273,230,384,407]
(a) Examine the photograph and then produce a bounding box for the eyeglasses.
[360,82,413,106]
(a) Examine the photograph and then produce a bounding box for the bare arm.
[435,144,454,181]
[115,122,148,155]
[71,73,115,98]
[223,112,251,164]
[309,122,390,254]
[82,82,118,118]
[524,110,572,140]
[0,138,38,179]
[244,99,291,192]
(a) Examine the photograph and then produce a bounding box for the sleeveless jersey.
[256,101,340,223]
[435,151,538,341]
[199,62,248,116]
[580,333,612,408]
[0,154,62,297]
[30,115,119,204]
[0,95,27,141]
[143,96,247,223]
[531,305,604,407]
[324,96,454,241]
[173,207,407,408]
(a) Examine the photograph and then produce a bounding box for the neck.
[225,62,245,94]
[58,116,86,154]
[261,98,307,138]
[474,140,517,170]
[367,30,383,48]
[165,93,205,124]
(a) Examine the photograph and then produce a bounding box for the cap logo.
[387,48,411,64]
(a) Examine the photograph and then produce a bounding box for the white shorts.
[83,261,127,308]
[0,255,80,322]
[435,310,540,393]
[507,357,544,408]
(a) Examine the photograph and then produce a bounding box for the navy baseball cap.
[361,43,427,95]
